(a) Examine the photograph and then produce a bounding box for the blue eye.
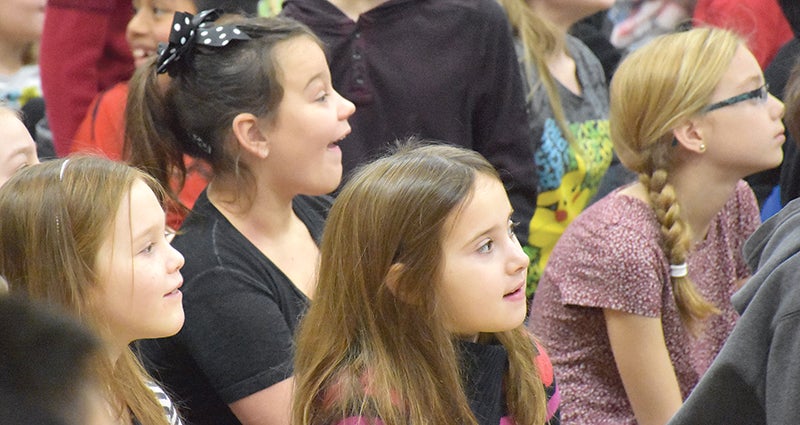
[478,239,494,254]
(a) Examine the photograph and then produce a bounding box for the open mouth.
[503,283,525,298]
[131,48,156,65]
[328,133,348,149]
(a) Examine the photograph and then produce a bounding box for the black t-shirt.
[138,191,331,425]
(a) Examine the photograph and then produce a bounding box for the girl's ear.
[232,112,270,159]
[672,119,707,154]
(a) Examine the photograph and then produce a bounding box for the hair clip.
[59,159,70,182]
[190,133,213,155]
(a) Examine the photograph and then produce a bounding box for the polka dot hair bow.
[155,8,251,76]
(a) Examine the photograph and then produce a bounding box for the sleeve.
[178,267,297,403]
[547,209,666,317]
[39,0,132,156]
[471,1,539,244]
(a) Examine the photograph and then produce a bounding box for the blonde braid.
[608,28,743,330]
[640,169,720,328]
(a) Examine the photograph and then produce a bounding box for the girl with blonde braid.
[529,27,785,425]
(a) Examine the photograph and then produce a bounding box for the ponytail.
[124,60,187,208]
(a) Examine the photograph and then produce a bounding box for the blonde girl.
[0,156,185,425]
[530,27,784,425]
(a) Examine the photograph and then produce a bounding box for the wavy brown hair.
[292,143,547,425]
[609,27,742,326]
[0,156,172,425]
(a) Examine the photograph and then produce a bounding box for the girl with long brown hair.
[529,27,785,424]
[0,156,185,425]
[293,143,560,425]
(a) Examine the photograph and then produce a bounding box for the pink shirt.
[529,180,760,424]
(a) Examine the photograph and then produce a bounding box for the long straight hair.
[0,156,172,425]
[497,0,576,148]
[609,27,742,326]
[293,143,547,425]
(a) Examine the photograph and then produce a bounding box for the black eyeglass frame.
[702,83,769,113]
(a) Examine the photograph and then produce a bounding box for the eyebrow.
[736,74,764,90]
[0,145,32,163]
[462,211,514,248]
[133,223,163,245]
[304,73,326,91]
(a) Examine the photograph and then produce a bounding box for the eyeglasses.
[703,83,769,113]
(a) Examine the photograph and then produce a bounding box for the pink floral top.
[528,180,760,424]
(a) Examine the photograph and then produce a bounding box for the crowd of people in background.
[2,0,800,424]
